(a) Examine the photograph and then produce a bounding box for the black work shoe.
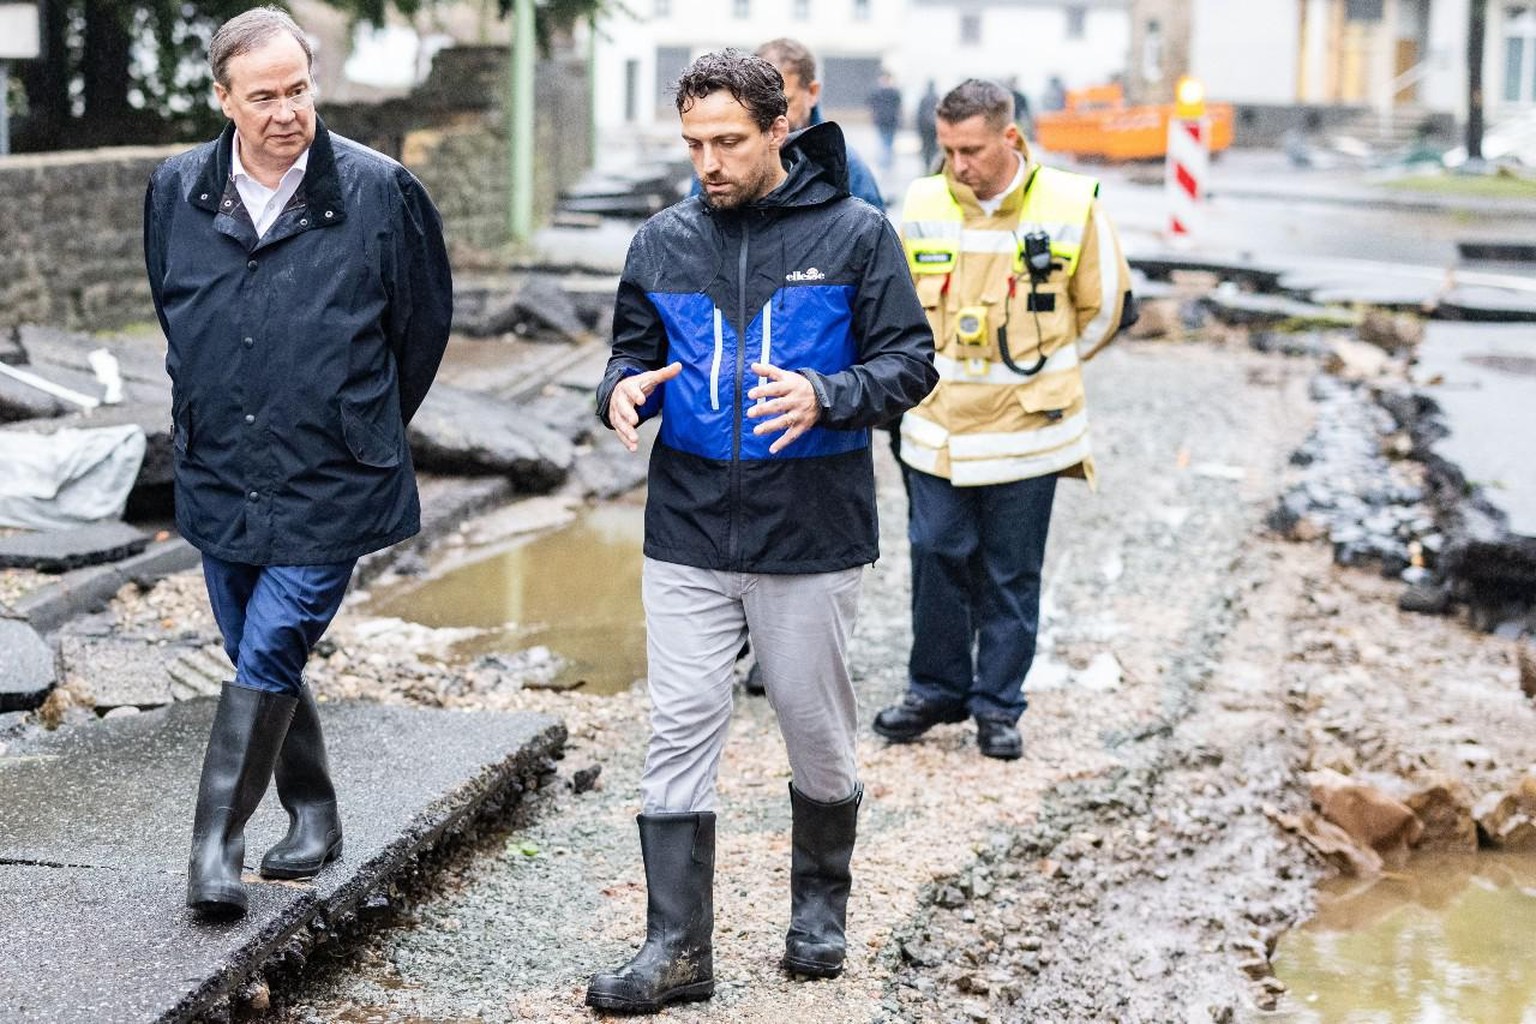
[741,661,766,696]
[871,693,967,742]
[976,718,1023,760]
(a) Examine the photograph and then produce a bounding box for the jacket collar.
[189,116,346,226]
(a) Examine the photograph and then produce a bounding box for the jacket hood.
[748,120,850,212]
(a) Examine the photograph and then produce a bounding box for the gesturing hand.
[747,362,819,455]
[608,362,682,453]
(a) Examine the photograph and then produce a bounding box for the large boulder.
[0,619,56,711]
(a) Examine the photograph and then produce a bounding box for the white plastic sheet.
[0,424,147,529]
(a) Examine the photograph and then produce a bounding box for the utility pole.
[1467,0,1487,162]
[507,0,536,243]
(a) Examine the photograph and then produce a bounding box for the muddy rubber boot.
[586,812,715,1013]
[260,685,343,879]
[783,783,862,978]
[186,683,297,917]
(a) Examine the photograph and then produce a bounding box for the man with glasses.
[143,6,451,918]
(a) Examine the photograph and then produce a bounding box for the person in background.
[916,79,941,172]
[757,37,884,210]
[143,5,451,918]
[585,49,934,1013]
[873,78,1135,761]
[866,71,902,173]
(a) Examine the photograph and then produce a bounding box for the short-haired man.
[143,6,451,917]
[585,49,935,1012]
[756,37,884,210]
[873,79,1135,760]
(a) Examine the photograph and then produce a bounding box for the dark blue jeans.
[906,470,1057,723]
[202,555,356,696]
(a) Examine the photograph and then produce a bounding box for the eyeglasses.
[244,88,316,114]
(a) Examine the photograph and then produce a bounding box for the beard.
[701,159,781,211]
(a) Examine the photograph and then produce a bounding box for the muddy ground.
[82,335,1533,1023]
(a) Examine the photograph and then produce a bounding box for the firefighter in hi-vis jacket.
[873,78,1138,761]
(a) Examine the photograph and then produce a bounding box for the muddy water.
[1270,851,1536,1023]
[365,504,647,694]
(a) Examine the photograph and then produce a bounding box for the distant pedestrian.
[144,6,452,918]
[1043,74,1068,112]
[867,71,902,173]
[585,48,935,1013]
[874,78,1136,761]
[1005,75,1033,135]
[916,80,940,172]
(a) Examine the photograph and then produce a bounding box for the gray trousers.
[640,557,864,813]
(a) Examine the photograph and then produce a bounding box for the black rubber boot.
[260,685,343,879]
[586,812,715,1013]
[186,683,297,916]
[783,782,862,978]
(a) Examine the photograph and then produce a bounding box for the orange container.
[1034,83,1234,161]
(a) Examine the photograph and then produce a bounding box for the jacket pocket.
[340,399,403,468]
[1015,369,1083,415]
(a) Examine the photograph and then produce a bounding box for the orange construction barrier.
[1034,83,1233,162]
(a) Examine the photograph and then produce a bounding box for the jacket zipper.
[729,217,751,569]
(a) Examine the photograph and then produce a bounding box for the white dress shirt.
[231,137,310,239]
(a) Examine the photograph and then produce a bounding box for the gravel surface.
[85,336,1531,1023]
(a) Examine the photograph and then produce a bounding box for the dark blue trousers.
[906,469,1057,722]
[202,555,356,696]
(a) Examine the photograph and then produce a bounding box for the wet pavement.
[0,699,564,1024]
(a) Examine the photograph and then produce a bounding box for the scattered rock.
[1404,777,1478,852]
[1357,309,1425,354]
[1325,338,1392,381]
[1309,769,1423,866]
[1519,641,1536,699]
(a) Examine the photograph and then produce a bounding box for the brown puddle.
[364,503,647,694]
[1269,850,1536,1022]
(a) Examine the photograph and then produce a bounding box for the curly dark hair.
[673,48,787,131]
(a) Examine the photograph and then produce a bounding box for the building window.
[1507,5,1536,103]
[654,0,669,16]
[793,0,809,18]
[1066,6,1087,39]
[853,0,871,20]
[1345,0,1385,21]
[733,0,749,17]
[960,12,981,45]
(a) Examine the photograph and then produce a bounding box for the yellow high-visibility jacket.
[898,143,1133,487]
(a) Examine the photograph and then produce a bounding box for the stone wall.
[0,46,591,332]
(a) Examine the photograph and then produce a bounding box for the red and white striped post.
[1165,76,1209,243]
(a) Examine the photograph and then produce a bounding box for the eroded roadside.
[76,332,1527,1024]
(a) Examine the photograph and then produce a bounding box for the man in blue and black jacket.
[585,49,935,1014]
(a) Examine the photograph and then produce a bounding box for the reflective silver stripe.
[933,344,1079,385]
[710,307,723,412]
[949,433,1094,486]
[899,440,943,476]
[1019,221,1084,246]
[900,409,949,449]
[948,410,1089,459]
[1079,209,1122,352]
[756,300,772,406]
[902,220,963,238]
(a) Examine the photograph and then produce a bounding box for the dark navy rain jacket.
[144,119,452,565]
[598,122,937,574]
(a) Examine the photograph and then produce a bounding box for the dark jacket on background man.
[599,121,936,574]
[144,119,452,566]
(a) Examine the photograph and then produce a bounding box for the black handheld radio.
[998,231,1053,376]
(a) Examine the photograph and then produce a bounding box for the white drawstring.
[710,306,723,411]
[757,300,772,405]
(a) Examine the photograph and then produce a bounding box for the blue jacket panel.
[599,121,936,574]
[144,120,452,565]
